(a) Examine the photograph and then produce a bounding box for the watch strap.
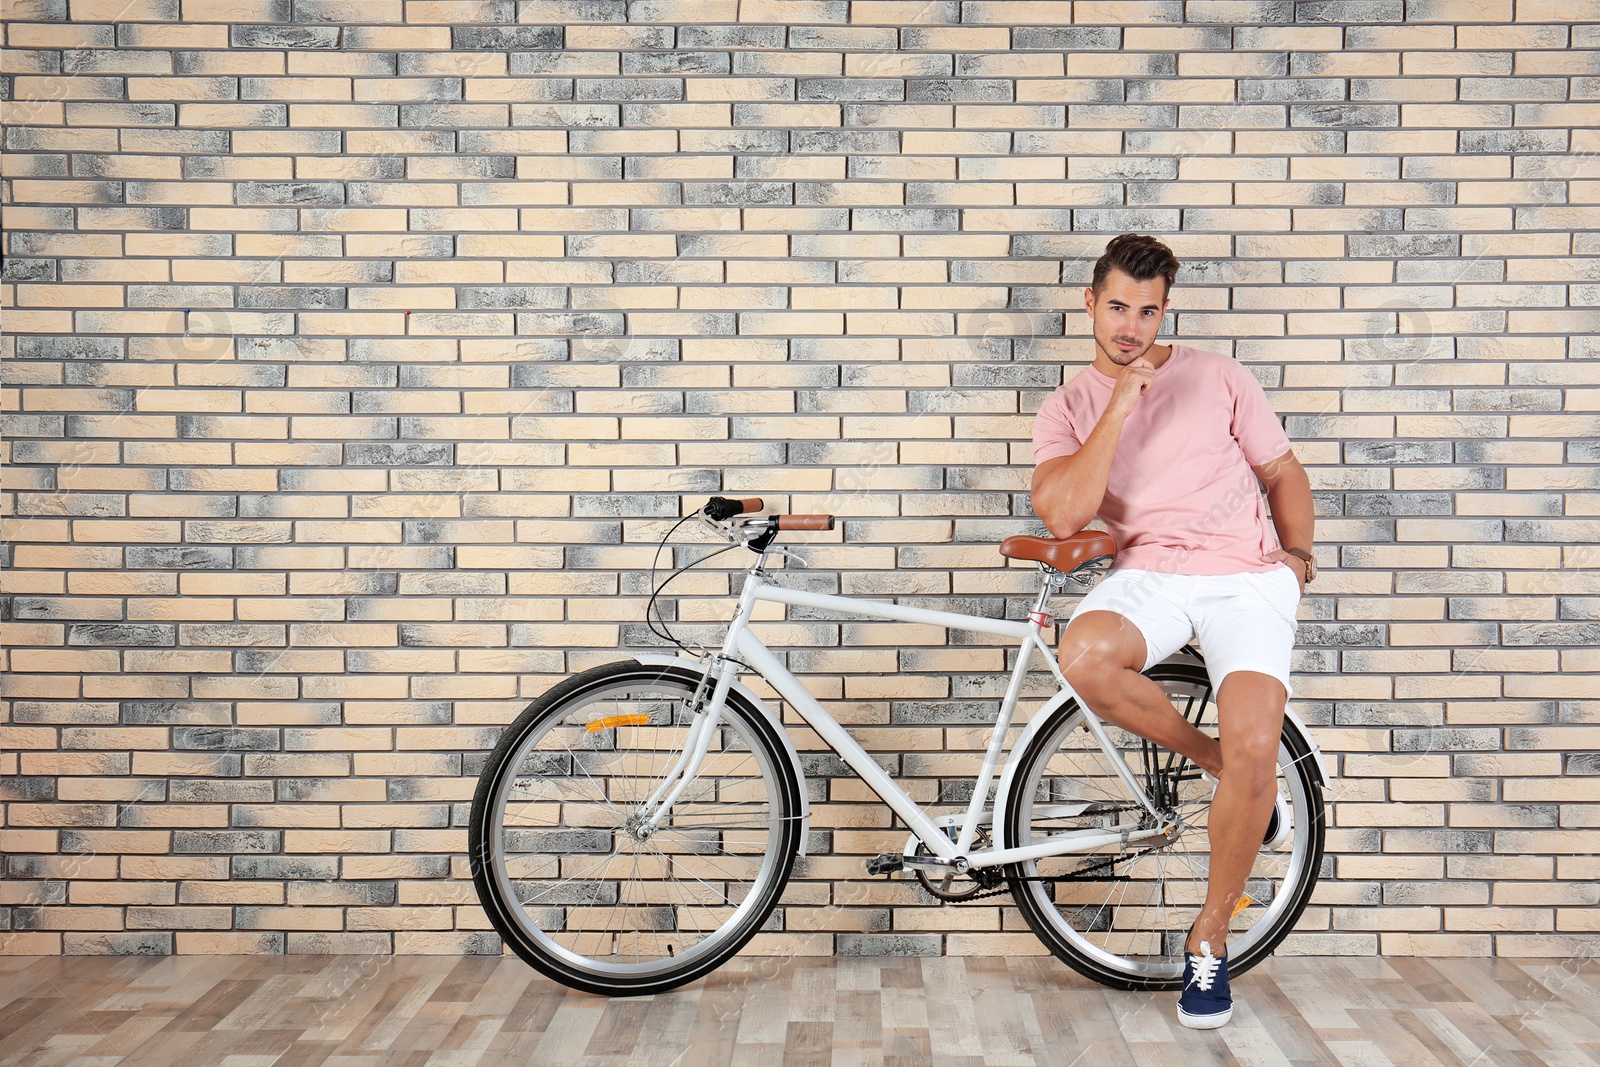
[1283,547,1314,582]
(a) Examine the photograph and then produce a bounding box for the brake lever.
[763,545,809,568]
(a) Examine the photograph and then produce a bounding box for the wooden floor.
[0,953,1596,1066]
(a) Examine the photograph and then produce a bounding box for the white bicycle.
[469,497,1329,996]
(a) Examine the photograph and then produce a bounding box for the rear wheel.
[1003,662,1325,991]
[469,660,803,996]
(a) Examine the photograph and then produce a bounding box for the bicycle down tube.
[647,568,1171,869]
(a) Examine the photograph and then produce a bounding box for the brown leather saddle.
[999,530,1117,574]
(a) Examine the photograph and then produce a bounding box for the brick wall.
[2,1,1597,959]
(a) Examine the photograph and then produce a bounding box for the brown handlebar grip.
[738,498,764,514]
[777,514,835,531]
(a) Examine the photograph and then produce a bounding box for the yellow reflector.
[1231,894,1255,917]
[585,713,649,733]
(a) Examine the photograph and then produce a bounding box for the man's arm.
[1252,447,1315,589]
[1031,358,1154,537]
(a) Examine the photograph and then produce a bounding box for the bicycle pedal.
[865,853,905,877]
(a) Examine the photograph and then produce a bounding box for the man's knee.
[1217,670,1286,778]
[1058,611,1147,688]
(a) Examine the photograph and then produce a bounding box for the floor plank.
[0,955,1595,1067]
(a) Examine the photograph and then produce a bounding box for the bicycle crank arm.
[866,852,970,877]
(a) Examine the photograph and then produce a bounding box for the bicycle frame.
[641,565,1173,871]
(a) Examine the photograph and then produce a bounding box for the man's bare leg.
[1058,610,1223,778]
[1186,670,1286,955]
[1060,615,1287,955]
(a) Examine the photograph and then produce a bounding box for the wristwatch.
[1283,547,1315,584]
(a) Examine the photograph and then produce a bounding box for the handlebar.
[778,515,834,531]
[700,498,836,549]
[704,496,764,521]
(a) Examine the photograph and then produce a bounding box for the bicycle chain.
[940,841,1170,903]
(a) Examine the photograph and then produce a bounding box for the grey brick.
[852,208,958,232]
[171,780,270,806]
[1571,441,1600,464]
[175,830,280,854]
[684,181,792,206]
[1297,0,1403,21]
[457,286,566,309]
[453,25,562,50]
[1296,624,1386,647]
[798,78,904,102]
[127,547,234,570]
[1240,78,1346,102]
[16,336,125,360]
[837,934,943,957]
[789,25,890,50]
[0,777,56,801]
[1072,208,1182,231]
[790,130,899,154]
[1392,728,1501,753]
[1,416,64,438]
[890,700,1000,725]
[236,182,344,206]
[1568,754,1600,775]
[1502,623,1600,646]
[622,51,730,75]
[233,856,337,880]
[121,701,232,725]
[235,286,345,310]
[1013,27,1121,50]
[678,26,785,48]
[1344,492,1453,516]
[288,880,398,906]
[173,727,280,752]
[516,312,625,337]
[63,933,173,955]
[345,443,454,466]
[907,79,1013,103]
[1221,13,1294,33]
[231,24,340,49]
[1,259,57,282]
[1507,520,1600,543]
[1333,703,1443,727]
[572,494,679,518]
[69,624,175,647]
[1291,103,1398,127]
[1461,129,1566,154]
[1347,234,1459,258]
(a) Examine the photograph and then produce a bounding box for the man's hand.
[1263,548,1307,595]
[1031,357,1156,538]
[1107,357,1156,419]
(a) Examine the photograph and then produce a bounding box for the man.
[1029,234,1315,1029]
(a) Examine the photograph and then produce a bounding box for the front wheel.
[469,660,803,996]
[1003,662,1325,991]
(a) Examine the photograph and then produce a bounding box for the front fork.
[637,657,737,830]
[637,573,764,830]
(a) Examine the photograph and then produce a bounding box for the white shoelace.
[1187,943,1222,991]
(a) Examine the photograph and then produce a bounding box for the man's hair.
[1090,233,1180,297]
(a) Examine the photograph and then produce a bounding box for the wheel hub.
[623,811,655,841]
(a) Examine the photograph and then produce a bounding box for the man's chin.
[1103,343,1145,365]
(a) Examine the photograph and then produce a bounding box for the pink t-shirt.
[1031,344,1293,576]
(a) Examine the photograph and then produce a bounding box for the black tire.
[469,660,803,996]
[1003,662,1325,991]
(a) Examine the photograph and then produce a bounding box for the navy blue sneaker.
[1177,940,1233,1029]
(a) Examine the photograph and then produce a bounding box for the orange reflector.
[585,713,649,733]
[1231,894,1255,917]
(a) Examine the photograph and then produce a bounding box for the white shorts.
[1065,565,1301,700]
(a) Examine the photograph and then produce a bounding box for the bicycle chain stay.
[941,843,1164,902]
